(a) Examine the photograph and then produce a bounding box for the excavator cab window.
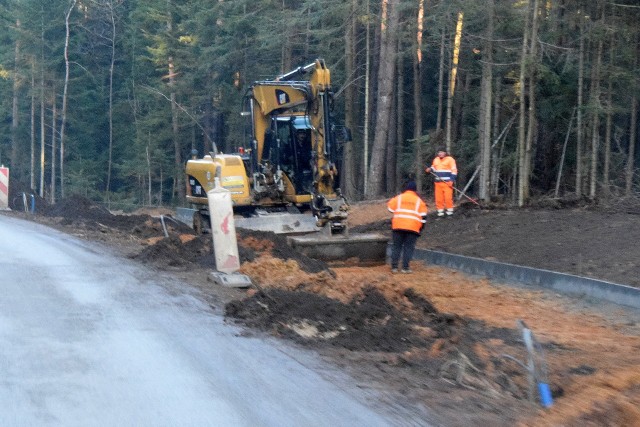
[277,122,313,193]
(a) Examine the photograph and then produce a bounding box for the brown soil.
[4,194,640,426]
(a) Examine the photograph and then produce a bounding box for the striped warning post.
[0,166,8,209]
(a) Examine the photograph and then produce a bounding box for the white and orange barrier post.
[0,166,9,210]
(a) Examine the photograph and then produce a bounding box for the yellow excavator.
[184,59,386,263]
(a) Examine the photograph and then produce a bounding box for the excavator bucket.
[287,232,388,265]
[235,212,319,234]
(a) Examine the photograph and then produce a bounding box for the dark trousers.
[390,230,419,270]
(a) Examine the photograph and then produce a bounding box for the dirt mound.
[226,282,521,354]
[41,194,159,233]
[226,287,431,352]
[237,229,332,274]
[225,282,530,404]
[132,235,210,268]
[133,234,252,269]
[44,194,111,219]
[131,226,332,275]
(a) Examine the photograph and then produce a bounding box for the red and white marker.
[0,166,9,209]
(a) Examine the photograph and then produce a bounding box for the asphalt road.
[0,214,419,426]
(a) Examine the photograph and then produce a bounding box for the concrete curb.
[411,248,640,310]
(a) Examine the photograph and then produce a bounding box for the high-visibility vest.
[387,191,428,233]
[431,156,458,182]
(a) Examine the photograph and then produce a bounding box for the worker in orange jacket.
[425,147,457,217]
[387,181,428,274]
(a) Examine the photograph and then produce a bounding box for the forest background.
[0,0,638,210]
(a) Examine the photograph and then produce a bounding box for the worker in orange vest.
[386,181,428,274]
[425,147,458,217]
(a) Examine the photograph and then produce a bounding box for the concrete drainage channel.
[406,247,640,311]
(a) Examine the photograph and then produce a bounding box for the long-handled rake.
[427,170,481,207]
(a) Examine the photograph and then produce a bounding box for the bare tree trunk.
[363,0,371,196]
[478,0,494,201]
[413,0,424,192]
[50,91,57,203]
[456,71,472,153]
[575,14,585,197]
[106,0,117,205]
[169,57,183,201]
[11,19,21,174]
[146,140,152,204]
[589,14,603,199]
[30,59,36,190]
[367,0,400,197]
[165,0,183,202]
[60,0,76,199]
[388,66,398,194]
[555,108,576,198]
[129,50,146,203]
[280,0,292,72]
[40,11,46,198]
[160,168,164,206]
[305,4,311,60]
[490,77,501,197]
[39,87,45,198]
[626,96,637,196]
[396,50,404,192]
[387,6,401,195]
[517,0,532,206]
[625,37,639,196]
[341,0,358,200]
[523,0,540,200]
[603,38,614,198]
[445,11,464,152]
[436,30,445,132]
[603,90,612,196]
